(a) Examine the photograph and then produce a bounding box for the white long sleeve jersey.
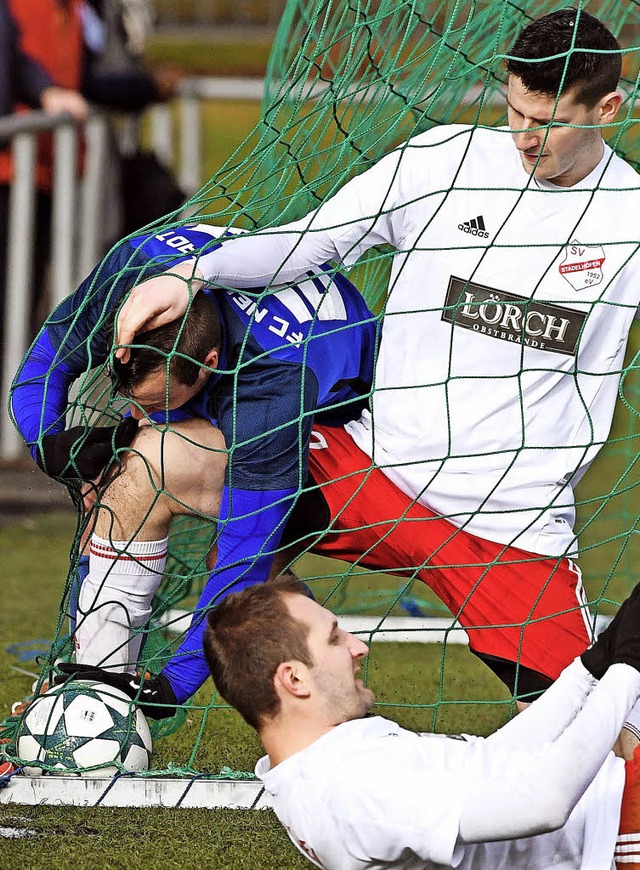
[198,125,640,556]
[257,661,639,870]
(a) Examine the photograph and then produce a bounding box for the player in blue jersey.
[11,223,378,717]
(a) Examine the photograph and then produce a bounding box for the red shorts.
[307,424,592,682]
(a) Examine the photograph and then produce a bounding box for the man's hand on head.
[115,262,205,364]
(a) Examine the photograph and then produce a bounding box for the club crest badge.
[559,241,605,291]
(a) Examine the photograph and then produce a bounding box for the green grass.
[0,805,309,869]
[145,32,274,77]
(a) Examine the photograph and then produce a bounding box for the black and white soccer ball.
[15,680,152,776]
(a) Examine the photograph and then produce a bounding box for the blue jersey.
[12,224,378,702]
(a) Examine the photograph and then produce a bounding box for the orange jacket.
[0,0,84,190]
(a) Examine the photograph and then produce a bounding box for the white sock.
[75,534,168,674]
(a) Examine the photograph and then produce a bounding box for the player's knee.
[98,423,163,492]
[96,420,224,531]
[158,421,226,517]
[130,421,222,493]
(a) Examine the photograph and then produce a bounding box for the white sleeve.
[483,658,597,751]
[195,145,408,286]
[458,662,640,842]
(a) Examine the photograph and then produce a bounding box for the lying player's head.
[110,291,221,419]
[203,576,375,732]
[506,9,622,186]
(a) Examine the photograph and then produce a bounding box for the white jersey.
[257,716,622,870]
[256,661,640,870]
[199,125,640,556]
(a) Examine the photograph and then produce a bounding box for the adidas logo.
[458,215,489,238]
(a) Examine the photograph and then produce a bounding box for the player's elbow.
[530,798,573,834]
[492,796,571,840]
[511,774,575,835]
[532,759,590,834]
[511,756,582,836]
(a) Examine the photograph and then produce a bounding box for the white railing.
[0,111,115,460]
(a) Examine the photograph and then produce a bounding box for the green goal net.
[4,0,640,786]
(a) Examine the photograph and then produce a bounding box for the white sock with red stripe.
[75,534,168,674]
[616,743,640,868]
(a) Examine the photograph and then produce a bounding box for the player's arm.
[112,236,320,363]
[10,243,153,481]
[10,328,137,482]
[11,292,110,479]
[338,663,640,866]
[13,226,220,479]
[160,484,297,703]
[457,661,640,842]
[161,349,320,703]
[481,658,597,751]
[115,149,405,357]
[481,588,638,753]
[456,592,640,842]
[194,143,406,284]
[11,328,77,459]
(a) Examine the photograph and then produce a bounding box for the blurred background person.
[80,0,187,240]
[0,0,87,350]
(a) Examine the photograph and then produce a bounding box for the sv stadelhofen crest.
[559,241,605,291]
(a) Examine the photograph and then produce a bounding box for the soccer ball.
[15,680,152,776]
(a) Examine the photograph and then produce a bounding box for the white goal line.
[0,773,272,810]
[160,609,471,644]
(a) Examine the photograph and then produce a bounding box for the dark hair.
[111,291,221,394]
[506,8,621,106]
[203,575,314,730]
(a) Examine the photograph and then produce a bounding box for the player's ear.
[597,90,622,123]
[202,348,219,371]
[274,660,311,700]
